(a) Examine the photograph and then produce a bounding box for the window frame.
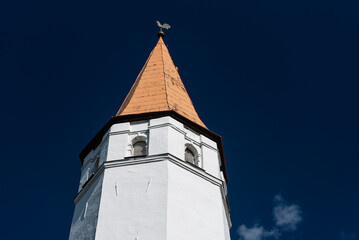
[184,144,199,166]
[131,136,148,157]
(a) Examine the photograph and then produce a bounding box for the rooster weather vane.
[156,21,171,37]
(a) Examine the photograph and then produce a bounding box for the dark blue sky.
[1,0,358,239]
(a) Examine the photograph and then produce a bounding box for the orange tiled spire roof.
[116,36,207,128]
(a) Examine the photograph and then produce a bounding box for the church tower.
[68,30,231,240]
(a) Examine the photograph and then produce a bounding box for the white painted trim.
[81,133,110,171]
[201,141,218,152]
[109,130,130,136]
[148,121,216,152]
[73,153,231,227]
[81,120,218,170]
[74,164,105,204]
[149,122,186,135]
[184,136,201,147]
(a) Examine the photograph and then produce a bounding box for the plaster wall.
[79,137,109,191]
[94,161,168,240]
[150,117,222,176]
[222,204,231,240]
[167,161,227,240]
[202,145,221,178]
[79,116,224,191]
[104,116,222,179]
[148,125,168,155]
[149,116,180,128]
[107,132,128,161]
[69,175,103,240]
[183,126,201,143]
[167,125,185,159]
[201,134,217,149]
[110,122,130,132]
[70,116,230,240]
[130,120,148,132]
[83,131,110,166]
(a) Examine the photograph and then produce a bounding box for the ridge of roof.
[116,36,207,129]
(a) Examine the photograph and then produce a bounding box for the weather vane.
[156,21,171,38]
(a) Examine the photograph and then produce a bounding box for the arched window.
[185,148,195,165]
[133,141,147,156]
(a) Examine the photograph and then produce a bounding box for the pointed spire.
[116,36,207,128]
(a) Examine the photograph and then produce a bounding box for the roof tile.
[116,36,206,128]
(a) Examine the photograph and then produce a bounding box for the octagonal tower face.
[69,116,230,240]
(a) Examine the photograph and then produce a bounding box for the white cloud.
[238,225,264,240]
[238,224,279,240]
[237,194,302,240]
[273,194,302,231]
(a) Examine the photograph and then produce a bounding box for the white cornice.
[74,153,230,224]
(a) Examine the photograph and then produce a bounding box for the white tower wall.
[96,161,168,239]
[69,175,103,240]
[69,116,231,240]
[167,162,229,240]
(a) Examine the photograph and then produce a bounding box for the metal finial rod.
[156,21,171,38]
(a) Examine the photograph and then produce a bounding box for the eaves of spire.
[116,36,207,129]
